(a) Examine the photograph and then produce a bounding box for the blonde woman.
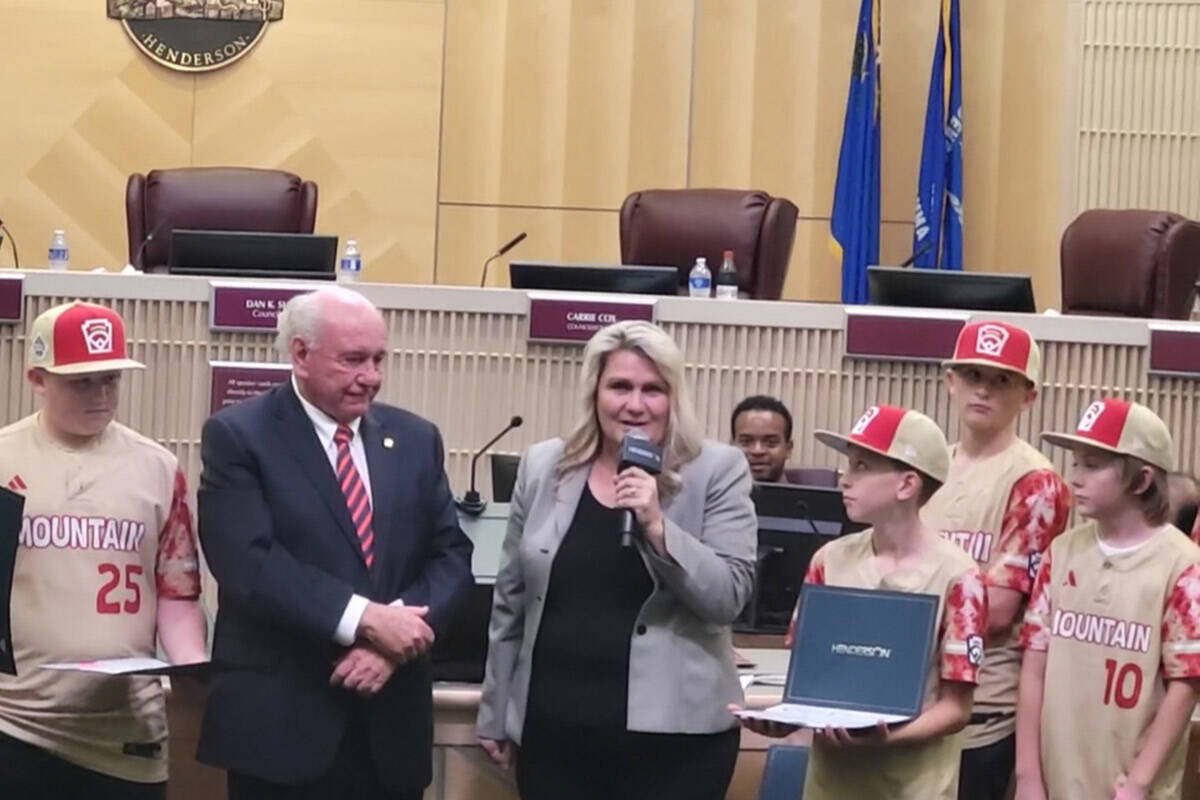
[477,321,757,800]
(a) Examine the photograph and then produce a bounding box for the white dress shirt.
[291,377,392,646]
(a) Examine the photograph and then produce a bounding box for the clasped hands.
[330,602,434,697]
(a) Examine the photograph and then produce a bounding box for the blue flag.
[830,0,881,305]
[914,0,963,270]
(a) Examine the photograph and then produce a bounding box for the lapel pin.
[383,437,395,449]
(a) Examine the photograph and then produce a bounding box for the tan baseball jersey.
[0,413,201,783]
[1021,522,1200,800]
[798,530,987,800]
[921,439,1071,747]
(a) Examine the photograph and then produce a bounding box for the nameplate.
[527,292,657,344]
[0,274,23,324]
[1149,325,1200,377]
[844,308,967,362]
[209,361,291,415]
[209,282,314,332]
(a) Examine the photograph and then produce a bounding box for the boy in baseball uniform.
[922,320,1072,799]
[1015,399,1200,800]
[0,301,207,800]
[741,405,988,800]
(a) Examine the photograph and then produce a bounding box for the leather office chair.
[126,167,318,273]
[783,467,839,488]
[619,188,799,300]
[758,744,809,799]
[1060,209,1200,320]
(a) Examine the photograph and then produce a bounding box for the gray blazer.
[476,437,757,743]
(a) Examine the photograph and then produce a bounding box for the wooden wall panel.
[439,0,694,209]
[192,0,444,285]
[0,2,193,271]
[690,0,843,213]
[436,205,619,287]
[963,0,1072,311]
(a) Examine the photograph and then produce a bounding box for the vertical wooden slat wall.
[1077,0,1200,216]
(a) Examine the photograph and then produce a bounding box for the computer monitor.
[509,261,680,296]
[736,484,865,633]
[868,266,1036,313]
[491,453,521,503]
[167,230,338,280]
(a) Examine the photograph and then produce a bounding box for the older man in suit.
[196,286,473,800]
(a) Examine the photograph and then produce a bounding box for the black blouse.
[524,484,655,729]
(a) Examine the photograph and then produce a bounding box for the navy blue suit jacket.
[196,382,473,791]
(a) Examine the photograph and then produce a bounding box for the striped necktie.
[333,424,374,568]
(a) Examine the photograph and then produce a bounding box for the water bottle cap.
[723,249,734,259]
[346,239,358,247]
[53,229,65,236]
[696,257,706,265]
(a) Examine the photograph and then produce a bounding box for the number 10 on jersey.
[1103,658,1144,709]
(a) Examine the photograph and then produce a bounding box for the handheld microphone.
[479,232,527,288]
[456,415,524,516]
[128,221,166,271]
[617,429,664,547]
[0,218,19,270]
[899,238,935,268]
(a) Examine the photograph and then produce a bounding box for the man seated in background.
[731,395,794,483]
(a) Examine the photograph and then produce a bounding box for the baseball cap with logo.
[1041,398,1174,472]
[943,320,1041,385]
[814,404,950,484]
[26,301,144,375]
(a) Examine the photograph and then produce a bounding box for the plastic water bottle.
[688,257,711,298]
[48,230,69,271]
[338,239,362,283]
[715,249,738,300]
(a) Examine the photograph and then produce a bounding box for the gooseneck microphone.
[899,238,935,268]
[617,429,664,547]
[456,415,524,516]
[0,218,19,270]
[479,232,527,287]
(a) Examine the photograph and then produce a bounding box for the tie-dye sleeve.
[155,468,202,600]
[987,469,1071,595]
[941,567,988,683]
[785,547,828,647]
[1019,546,1054,652]
[1162,563,1200,679]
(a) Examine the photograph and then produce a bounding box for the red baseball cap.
[944,320,1040,384]
[814,404,950,483]
[26,302,144,375]
[1042,398,1174,472]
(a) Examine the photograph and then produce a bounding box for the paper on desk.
[740,673,787,689]
[42,658,209,677]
